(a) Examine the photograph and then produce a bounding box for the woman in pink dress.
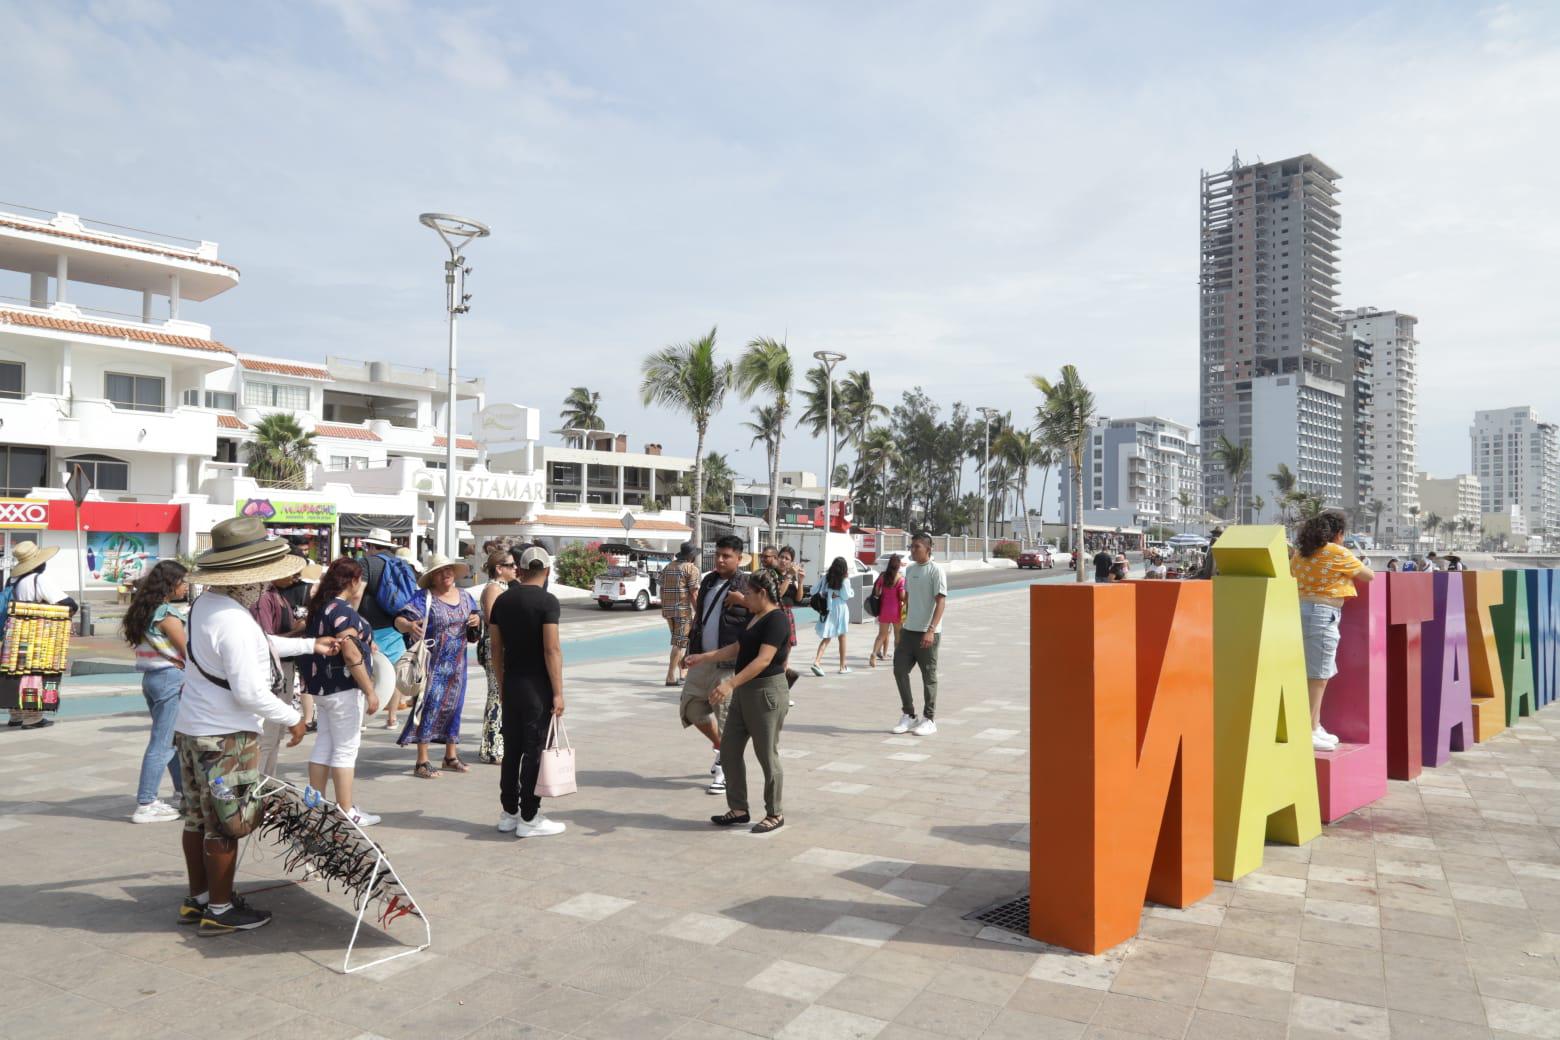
[869,554,906,668]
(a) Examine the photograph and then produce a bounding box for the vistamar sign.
[413,470,544,504]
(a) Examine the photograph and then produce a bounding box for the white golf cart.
[593,543,675,611]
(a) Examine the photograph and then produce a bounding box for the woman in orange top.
[1290,510,1375,751]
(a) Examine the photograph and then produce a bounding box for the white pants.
[371,646,395,708]
[260,718,285,778]
[309,691,365,769]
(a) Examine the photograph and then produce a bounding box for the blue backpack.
[374,553,419,616]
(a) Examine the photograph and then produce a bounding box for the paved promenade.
[3,580,1560,1039]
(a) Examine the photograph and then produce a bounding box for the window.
[327,455,369,470]
[215,438,240,464]
[64,453,129,492]
[106,372,165,412]
[0,361,22,399]
[0,445,46,496]
[182,389,238,410]
[244,381,310,409]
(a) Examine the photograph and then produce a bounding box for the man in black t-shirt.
[488,546,567,839]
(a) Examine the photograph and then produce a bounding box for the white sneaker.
[1311,725,1339,748]
[838,667,853,675]
[131,800,180,824]
[708,765,726,794]
[892,714,917,735]
[497,810,519,833]
[514,813,566,838]
[710,752,721,776]
[911,718,938,736]
[346,806,381,827]
[810,664,825,677]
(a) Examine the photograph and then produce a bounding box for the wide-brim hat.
[396,547,424,574]
[360,527,398,549]
[191,517,306,586]
[417,553,470,588]
[8,541,59,579]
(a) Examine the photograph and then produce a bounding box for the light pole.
[419,213,490,558]
[978,407,1000,562]
[812,350,846,536]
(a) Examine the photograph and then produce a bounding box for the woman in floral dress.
[396,554,481,778]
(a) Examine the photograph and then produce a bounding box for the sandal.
[751,815,785,834]
[442,757,469,773]
[711,810,751,827]
[413,761,441,779]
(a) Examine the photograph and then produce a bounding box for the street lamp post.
[419,213,490,558]
[812,350,847,536]
[978,407,1000,562]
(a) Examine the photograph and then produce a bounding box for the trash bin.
[848,572,875,625]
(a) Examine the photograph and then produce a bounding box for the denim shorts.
[1299,601,1343,681]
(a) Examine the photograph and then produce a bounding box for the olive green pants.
[721,672,789,818]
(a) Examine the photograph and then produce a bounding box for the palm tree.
[838,369,888,491]
[854,426,899,526]
[796,364,845,440]
[735,337,795,546]
[1210,435,1252,522]
[1423,512,1442,550]
[640,327,732,547]
[1032,442,1059,534]
[1031,365,1096,582]
[1175,490,1194,533]
[994,425,1042,544]
[559,387,605,447]
[1252,494,1266,524]
[1269,463,1297,527]
[1212,494,1231,522]
[246,412,317,489]
[741,403,782,488]
[1366,499,1386,546]
[700,451,737,513]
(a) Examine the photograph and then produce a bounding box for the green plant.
[735,336,795,546]
[1031,365,1097,582]
[641,327,732,547]
[993,540,1020,560]
[246,412,318,489]
[554,541,609,590]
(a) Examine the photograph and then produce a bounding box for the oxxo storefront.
[0,497,182,590]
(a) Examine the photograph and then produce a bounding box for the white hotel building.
[0,205,690,588]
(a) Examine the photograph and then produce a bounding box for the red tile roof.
[216,413,248,431]
[239,356,332,379]
[472,513,691,534]
[313,423,381,442]
[433,435,478,450]
[0,218,240,275]
[0,307,234,354]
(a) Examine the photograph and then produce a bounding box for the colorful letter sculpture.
[1315,578,1387,823]
[1385,573,1434,781]
[1529,570,1558,708]
[1027,581,1213,954]
[1462,572,1507,744]
[1211,526,1321,882]
[1494,571,1536,725]
[1421,574,1474,768]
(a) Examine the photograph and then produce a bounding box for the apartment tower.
[1472,407,1559,548]
[1343,307,1418,545]
[1199,153,1344,520]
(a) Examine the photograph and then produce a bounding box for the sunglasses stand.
[246,776,432,975]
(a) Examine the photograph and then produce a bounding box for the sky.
[3,1,1558,517]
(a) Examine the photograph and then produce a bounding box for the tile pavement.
[2,583,1560,1039]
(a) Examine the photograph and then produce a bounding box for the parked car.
[1017,546,1054,569]
[594,550,674,610]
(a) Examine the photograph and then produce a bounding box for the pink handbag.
[535,716,577,798]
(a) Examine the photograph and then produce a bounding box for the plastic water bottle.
[303,784,322,808]
[209,776,236,802]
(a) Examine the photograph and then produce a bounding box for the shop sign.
[0,498,50,529]
[236,499,338,524]
[413,469,544,504]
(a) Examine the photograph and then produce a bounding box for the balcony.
[0,392,218,455]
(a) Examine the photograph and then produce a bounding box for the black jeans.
[499,676,551,820]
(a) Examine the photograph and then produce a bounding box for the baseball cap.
[518,545,553,570]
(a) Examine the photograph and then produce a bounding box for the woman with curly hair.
[120,560,190,824]
[1290,510,1375,751]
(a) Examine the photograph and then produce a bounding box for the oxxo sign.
[1028,525,1559,954]
[0,498,50,528]
[413,470,544,504]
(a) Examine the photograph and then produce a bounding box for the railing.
[0,202,207,252]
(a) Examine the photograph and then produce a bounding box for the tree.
[1366,499,1386,545]
[1424,512,1442,550]
[994,425,1042,545]
[1031,365,1097,582]
[1175,490,1194,533]
[559,387,605,447]
[246,412,317,490]
[1212,494,1231,521]
[853,426,899,527]
[735,336,795,546]
[796,364,845,439]
[1252,494,1266,524]
[1269,463,1298,527]
[1210,435,1253,522]
[640,327,731,547]
[1408,505,1421,549]
[839,369,888,493]
[741,404,783,490]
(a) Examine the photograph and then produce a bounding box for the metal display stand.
[247,776,432,974]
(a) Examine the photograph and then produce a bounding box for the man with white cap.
[172,517,340,935]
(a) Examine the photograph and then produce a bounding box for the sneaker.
[346,806,381,827]
[838,667,853,675]
[708,765,726,794]
[710,752,722,776]
[1312,726,1339,752]
[891,714,917,735]
[514,814,566,838]
[911,718,938,736]
[131,800,181,824]
[809,664,824,677]
[497,810,519,833]
[177,896,205,925]
[197,901,273,936]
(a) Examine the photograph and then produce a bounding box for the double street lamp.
[419,213,490,558]
[812,350,847,536]
[978,407,1001,562]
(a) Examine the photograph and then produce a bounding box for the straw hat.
[396,546,424,574]
[297,562,324,584]
[417,552,469,588]
[8,541,59,579]
[190,517,305,586]
[360,527,398,549]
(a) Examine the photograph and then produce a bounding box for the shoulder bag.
[393,592,434,712]
[864,575,883,619]
[535,715,577,797]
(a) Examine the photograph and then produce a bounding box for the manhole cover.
[965,892,1029,936]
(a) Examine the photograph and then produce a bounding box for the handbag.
[393,592,434,710]
[535,716,577,797]
[864,576,883,619]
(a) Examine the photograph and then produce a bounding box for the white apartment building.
[1415,472,1481,547]
[1472,407,1559,548]
[1059,416,1200,530]
[1343,307,1418,544]
[1248,371,1345,516]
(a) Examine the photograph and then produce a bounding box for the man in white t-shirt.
[892,532,948,736]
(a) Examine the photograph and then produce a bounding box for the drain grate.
[965,892,1029,936]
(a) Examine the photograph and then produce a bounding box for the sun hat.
[190,517,305,586]
[417,552,470,588]
[8,541,59,579]
[395,546,424,574]
[360,527,398,549]
[297,562,324,584]
[517,545,553,571]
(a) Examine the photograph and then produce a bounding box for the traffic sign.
[66,464,93,507]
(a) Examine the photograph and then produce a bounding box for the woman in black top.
[300,558,381,827]
[685,569,791,833]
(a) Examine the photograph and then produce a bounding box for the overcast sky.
[3,1,1557,515]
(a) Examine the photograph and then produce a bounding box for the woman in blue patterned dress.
[395,554,481,778]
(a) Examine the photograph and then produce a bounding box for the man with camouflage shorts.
[173,518,338,936]
[660,541,701,687]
